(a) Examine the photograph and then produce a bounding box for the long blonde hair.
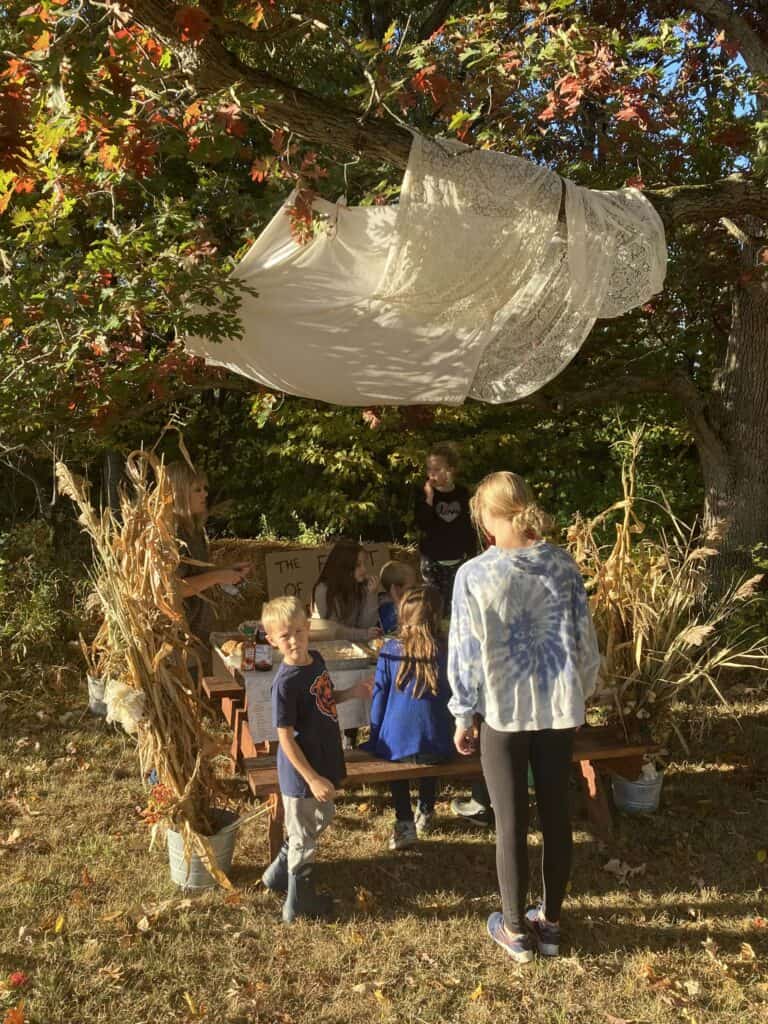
[165,460,206,537]
[395,585,443,698]
[470,471,555,540]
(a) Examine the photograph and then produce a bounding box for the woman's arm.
[276,727,335,802]
[179,568,240,597]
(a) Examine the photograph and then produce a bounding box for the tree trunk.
[701,223,768,577]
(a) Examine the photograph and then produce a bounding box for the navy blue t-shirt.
[272,652,346,799]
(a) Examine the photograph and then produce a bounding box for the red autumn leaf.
[270,128,286,153]
[174,6,211,44]
[249,157,273,183]
[714,29,739,59]
[711,125,748,148]
[13,177,34,193]
[616,103,651,129]
[625,175,645,189]
[123,134,158,177]
[8,973,29,990]
[215,102,246,137]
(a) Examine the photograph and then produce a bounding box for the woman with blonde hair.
[363,585,454,850]
[448,471,599,964]
[166,461,250,670]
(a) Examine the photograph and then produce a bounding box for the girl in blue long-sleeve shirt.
[364,585,455,850]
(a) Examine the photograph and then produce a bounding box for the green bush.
[0,520,88,664]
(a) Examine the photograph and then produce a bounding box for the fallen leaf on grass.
[98,963,124,982]
[54,914,65,934]
[182,991,207,1019]
[136,916,151,933]
[1,829,22,849]
[683,980,700,996]
[373,990,387,1004]
[739,942,757,961]
[603,858,646,885]
[355,887,375,910]
[99,910,125,923]
[81,867,93,888]
[3,1002,25,1024]
[469,983,483,1001]
[351,982,372,995]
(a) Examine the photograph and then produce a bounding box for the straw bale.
[208,539,418,630]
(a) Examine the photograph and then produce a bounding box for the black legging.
[480,722,575,933]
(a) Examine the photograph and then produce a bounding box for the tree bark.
[701,223,768,575]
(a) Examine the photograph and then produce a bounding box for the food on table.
[221,639,244,657]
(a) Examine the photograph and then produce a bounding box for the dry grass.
[2,665,767,1024]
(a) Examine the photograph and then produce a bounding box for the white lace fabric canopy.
[185,134,667,405]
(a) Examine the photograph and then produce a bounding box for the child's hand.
[366,625,382,639]
[351,677,373,701]
[424,480,435,504]
[454,725,477,756]
[309,775,336,802]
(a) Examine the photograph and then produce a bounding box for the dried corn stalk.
[57,451,232,887]
[568,428,768,744]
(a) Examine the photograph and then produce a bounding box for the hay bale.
[208,539,418,631]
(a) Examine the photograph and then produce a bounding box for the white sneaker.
[388,820,417,850]
[414,810,434,836]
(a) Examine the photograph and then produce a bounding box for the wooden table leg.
[267,792,284,861]
[579,758,612,840]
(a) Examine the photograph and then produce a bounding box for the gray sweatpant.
[283,795,335,874]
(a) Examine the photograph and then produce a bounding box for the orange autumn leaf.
[4,1001,26,1024]
[174,6,212,44]
[29,31,50,51]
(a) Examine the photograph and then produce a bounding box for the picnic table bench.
[203,672,659,861]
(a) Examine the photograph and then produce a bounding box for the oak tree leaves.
[174,5,212,45]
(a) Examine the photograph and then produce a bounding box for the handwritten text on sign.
[264,544,391,610]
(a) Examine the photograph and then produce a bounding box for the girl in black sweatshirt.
[414,442,476,617]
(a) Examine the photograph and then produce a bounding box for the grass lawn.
[1,670,767,1024]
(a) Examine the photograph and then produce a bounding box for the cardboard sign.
[264,543,391,612]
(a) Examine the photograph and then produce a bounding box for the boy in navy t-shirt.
[260,596,372,923]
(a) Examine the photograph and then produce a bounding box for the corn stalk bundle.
[56,451,232,886]
[568,429,768,745]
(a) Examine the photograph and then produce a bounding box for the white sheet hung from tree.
[184,133,666,405]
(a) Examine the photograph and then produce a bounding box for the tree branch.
[124,2,767,226]
[686,0,768,80]
[646,176,768,230]
[418,0,457,41]
[524,370,728,467]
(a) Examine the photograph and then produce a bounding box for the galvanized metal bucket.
[611,771,664,814]
[166,809,239,890]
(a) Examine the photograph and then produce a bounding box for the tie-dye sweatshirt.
[447,542,600,732]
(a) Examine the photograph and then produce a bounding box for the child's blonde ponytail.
[470,472,555,539]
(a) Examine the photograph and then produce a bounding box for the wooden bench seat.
[203,666,658,860]
[243,728,658,859]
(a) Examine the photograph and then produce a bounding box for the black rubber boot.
[282,868,334,924]
[261,841,289,893]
